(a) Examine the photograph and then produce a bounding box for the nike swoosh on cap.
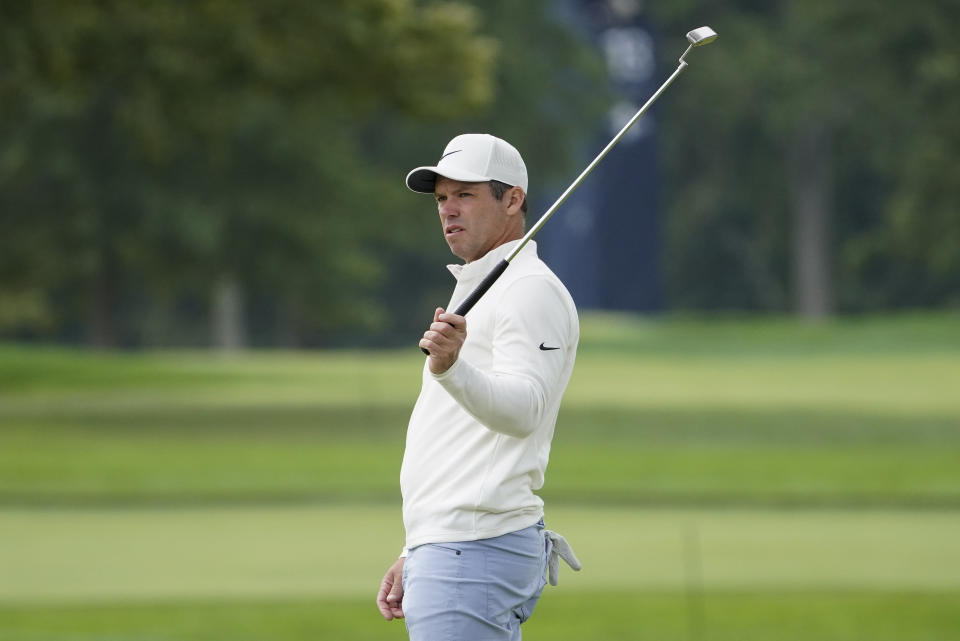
[539,342,560,351]
[439,149,462,161]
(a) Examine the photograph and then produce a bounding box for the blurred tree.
[0,0,495,346]
[830,0,960,309]
[7,0,953,345]
[651,0,960,315]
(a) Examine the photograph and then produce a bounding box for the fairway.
[3,505,960,603]
[3,505,960,640]
[5,1,960,638]
[2,314,960,640]
[2,315,959,506]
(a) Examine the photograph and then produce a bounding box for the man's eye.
[459,192,472,198]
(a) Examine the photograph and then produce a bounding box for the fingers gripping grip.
[420,259,510,355]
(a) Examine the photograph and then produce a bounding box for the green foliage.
[0,0,498,345]
[0,0,610,347]
[651,0,960,311]
[2,0,958,341]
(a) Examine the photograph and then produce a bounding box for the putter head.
[686,26,718,46]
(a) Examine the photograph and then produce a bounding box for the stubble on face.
[434,177,521,263]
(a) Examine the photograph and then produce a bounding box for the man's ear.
[505,186,525,217]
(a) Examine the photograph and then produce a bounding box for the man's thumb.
[387,581,402,602]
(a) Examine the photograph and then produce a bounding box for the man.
[376,133,581,640]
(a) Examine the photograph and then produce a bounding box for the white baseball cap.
[406,133,528,194]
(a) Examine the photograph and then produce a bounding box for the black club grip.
[420,258,510,355]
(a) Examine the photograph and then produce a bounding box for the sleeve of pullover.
[432,275,574,438]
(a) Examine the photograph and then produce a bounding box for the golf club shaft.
[422,50,697,355]
[454,59,691,319]
[505,59,690,267]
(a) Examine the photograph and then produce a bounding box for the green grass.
[2,313,960,639]
[2,505,959,639]
[3,591,960,641]
[4,505,958,602]
[576,311,960,356]
[4,420,957,506]
[530,591,960,641]
[2,313,958,505]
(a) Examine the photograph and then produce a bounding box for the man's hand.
[419,307,466,375]
[376,557,406,621]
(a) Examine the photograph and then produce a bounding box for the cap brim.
[405,165,494,193]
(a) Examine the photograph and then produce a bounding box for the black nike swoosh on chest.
[539,343,560,351]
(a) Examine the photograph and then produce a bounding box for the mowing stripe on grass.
[2,505,958,603]
[3,591,960,641]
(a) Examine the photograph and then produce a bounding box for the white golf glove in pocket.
[544,529,582,586]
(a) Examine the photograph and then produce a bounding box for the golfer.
[376,133,581,640]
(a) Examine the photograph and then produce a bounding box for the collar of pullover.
[446,239,536,283]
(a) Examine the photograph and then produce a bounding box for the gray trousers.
[402,522,550,641]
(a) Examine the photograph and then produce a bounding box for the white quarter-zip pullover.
[400,239,579,552]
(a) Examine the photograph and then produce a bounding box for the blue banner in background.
[540,0,661,312]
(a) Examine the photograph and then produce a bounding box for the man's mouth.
[445,225,465,237]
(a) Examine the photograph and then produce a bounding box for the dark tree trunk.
[275,300,302,348]
[87,264,118,348]
[212,275,247,350]
[789,120,832,319]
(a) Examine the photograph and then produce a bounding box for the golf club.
[422,26,717,355]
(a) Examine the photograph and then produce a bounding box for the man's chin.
[446,240,471,262]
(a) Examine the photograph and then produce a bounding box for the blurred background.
[1,1,958,640]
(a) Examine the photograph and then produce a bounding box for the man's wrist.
[431,355,463,381]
